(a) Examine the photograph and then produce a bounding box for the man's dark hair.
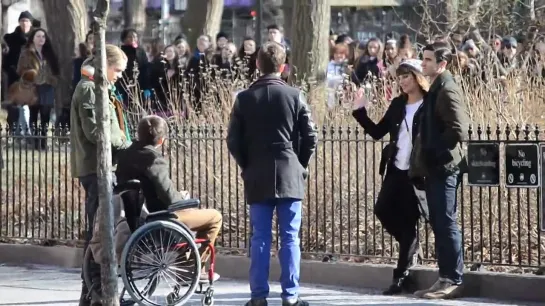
[257,41,286,74]
[137,115,168,146]
[423,41,453,65]
[267,24,283,33]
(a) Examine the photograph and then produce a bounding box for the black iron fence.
[0,124,544,271]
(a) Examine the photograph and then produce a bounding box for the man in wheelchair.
[116,115,222,281]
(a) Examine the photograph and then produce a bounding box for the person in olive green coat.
[70,44,130,306]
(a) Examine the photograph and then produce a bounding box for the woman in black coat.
[352,59,429,295]
[150,44,183,114]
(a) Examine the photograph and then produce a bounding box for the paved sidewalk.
[0,264,540,306]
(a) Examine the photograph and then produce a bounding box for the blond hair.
[105,44,127,67]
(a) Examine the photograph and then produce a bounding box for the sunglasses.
[503,44,517,49]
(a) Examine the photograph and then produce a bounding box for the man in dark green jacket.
[71,55,130,306]
[413,41,470,300]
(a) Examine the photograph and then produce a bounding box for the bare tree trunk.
[445,0,459,31]
[42,0,87,114]
[182,0,224,46]
[92,0,119,305]
[290,0,330,83]
[282,0,293,39]
[123,0,146,32]
[528,0,536,21]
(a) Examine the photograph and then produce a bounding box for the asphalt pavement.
[0,264,541,306]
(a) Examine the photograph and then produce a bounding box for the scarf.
[80,63,131,142]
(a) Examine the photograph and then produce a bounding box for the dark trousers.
[375,166,421,279]
[79,174,102,291]
[425,170,464,284]
[6,105,20,132]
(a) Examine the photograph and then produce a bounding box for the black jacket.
[226,75,318,204]
[352,94,428,221]
[418,71,470,177]
[352,95,423,175]
[116,141,184,214]
[118,44,150,91]
[3,27,29,85]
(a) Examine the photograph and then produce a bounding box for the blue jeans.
[249,198,302,301]
[425,170,464,284]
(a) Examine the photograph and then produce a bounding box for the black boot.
[78,282,91,306]
[282,298,309,306]
[383,277,404,295]
[245,298,268,306]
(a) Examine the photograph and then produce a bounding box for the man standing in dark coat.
[227,41,318,306]
[2,11,33,132]
[413,41,470,300]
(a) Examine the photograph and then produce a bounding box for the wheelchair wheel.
[120,220,201,306]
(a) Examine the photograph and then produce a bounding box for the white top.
[394,99,423,170]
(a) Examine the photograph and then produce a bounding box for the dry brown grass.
[1,57,545,273]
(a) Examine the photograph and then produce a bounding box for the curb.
[0,244,544,303]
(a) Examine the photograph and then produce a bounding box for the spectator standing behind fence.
[117,29,151,106]
[238,37,258,80]
[70,45,130,306]
[150,44,183,116]
[174,38,191,70]
[351,37,384,86]
[352,59,429,295]
[227,41,318,306]
[185,35,212,113]
[17,28,59,150]
[266,24,292,81]
[411,42,470,300]
[326,43,349,109]
[3,11,34,135]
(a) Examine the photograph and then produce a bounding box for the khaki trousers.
[174,208,222,263]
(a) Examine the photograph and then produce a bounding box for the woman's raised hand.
[353,87,369,110]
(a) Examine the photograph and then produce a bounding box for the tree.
[123,0,146,32]
[92,0,119,304]
[182,0,224,46]
[42,0,87,116]
[290,0,330,83]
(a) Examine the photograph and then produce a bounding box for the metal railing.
[0,124,543,270]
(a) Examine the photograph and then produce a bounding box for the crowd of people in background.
[2,9,545,148]
[1,7,541,306]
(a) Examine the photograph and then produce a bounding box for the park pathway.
[0,264,541,306]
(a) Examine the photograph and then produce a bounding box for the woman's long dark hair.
[238,36,255,59]
[26,28,60,76]
[162,45,181,70]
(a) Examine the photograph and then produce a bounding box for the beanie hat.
[463,39,479,52]
[398,59,423,74]
[18,11,34,21]
[502,36,517,48]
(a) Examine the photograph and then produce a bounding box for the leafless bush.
[1,51,545,272]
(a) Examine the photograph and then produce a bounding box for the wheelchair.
[82,180,217,306]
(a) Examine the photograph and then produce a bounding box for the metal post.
[256,0,263,44]
[161,0,170,45]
